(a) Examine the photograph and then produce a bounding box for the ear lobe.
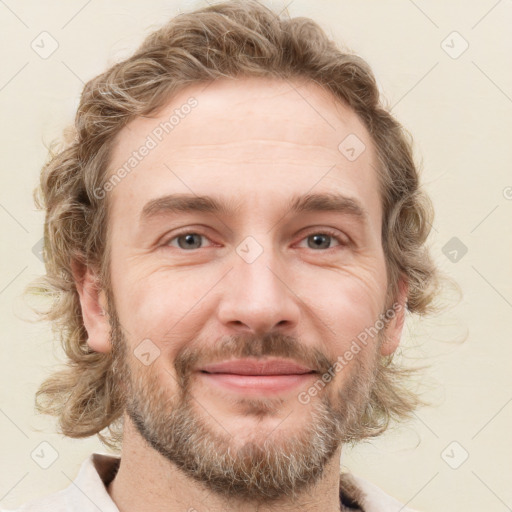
[71,259,111,354]
[379,277,408,357]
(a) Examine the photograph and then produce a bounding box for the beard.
[108,302,384,504]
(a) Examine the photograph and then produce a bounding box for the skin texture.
[73,77,407,512]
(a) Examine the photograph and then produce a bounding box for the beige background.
[1,1,511,511]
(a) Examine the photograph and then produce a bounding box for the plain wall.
[1,1,511,511]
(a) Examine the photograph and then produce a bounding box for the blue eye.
[304,233,339,250]
[166,233,211,250]
[296,230,348,250]
[163,229,348,252]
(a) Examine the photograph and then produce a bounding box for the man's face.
[94,77,403,500]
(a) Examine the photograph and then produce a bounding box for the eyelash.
[161,228,350,252]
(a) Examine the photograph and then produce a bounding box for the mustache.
[173,332,334,389]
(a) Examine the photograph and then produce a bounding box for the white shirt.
[1,453,420,512]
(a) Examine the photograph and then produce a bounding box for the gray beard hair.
[111,318,380,504]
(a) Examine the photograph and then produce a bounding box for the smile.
[197,358,318,395]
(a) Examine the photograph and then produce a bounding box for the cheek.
[111,264,213,349]
[296,264,387,352]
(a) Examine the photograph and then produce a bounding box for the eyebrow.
[139,192,369,225]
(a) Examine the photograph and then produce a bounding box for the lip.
[197,358,318,395]
[199,358,315,375]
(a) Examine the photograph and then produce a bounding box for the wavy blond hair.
[26,0,448,451]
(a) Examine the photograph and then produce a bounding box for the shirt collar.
[68,452,415,512]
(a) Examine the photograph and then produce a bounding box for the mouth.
[197,358,319,395]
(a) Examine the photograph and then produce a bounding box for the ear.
[71,259,112,353]
[379,277,408,357]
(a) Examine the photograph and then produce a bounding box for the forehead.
[105,76,381,229]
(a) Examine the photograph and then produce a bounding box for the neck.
[107,414,344,512]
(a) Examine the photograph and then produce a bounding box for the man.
[11,1,441,510]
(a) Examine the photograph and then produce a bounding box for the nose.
[216,243,301,336]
